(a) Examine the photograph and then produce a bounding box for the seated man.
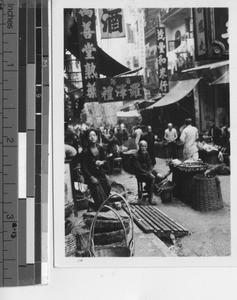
[131,140,158,205]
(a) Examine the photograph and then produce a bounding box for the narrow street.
[110,158,230,257]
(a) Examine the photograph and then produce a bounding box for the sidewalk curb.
[146,233,177,257]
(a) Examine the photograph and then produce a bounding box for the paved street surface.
[110,158,231,257]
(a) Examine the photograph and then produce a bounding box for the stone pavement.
[110,158,231,257]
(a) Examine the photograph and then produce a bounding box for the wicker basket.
[199,150,219,165]
[87,193,134,257]
[176,161,208,173]
[159,181,175,203]
[172,163,208,205]
[192,174,223,211]
[65,233,77,257]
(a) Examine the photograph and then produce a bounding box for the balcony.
[161,8,191,25]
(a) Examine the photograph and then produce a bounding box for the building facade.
[143,7,229,136]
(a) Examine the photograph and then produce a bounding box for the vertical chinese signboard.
[98,76,144,103]
[193,8,207,60]
[76,9,99,102]
[212,8,229,54]
[193,7,229,61]
[156,27,169,93]
[99,8,126,39]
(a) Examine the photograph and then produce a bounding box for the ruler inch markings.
[2,0,19,287]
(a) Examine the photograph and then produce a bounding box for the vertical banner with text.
[156,27,169,93]
[76,8,99,102]
[193,8,207,60]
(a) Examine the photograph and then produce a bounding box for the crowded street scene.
[63,6,230,257]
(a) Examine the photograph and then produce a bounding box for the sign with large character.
[76,8,99,102]
[99,8,126,39]
[98,76,144,103]
[156,27,169,93]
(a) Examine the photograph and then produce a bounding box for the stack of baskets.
[87,193,134,257]
[192,174,223,211]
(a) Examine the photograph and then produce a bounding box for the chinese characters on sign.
[98,76,144,103]
[76,8,99,102]
[99,8,126,39]
[156,27,168,93]
[193,8,207,58]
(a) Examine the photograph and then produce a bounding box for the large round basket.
[192,174,223,211]
[172,162,208,205]
[175,162,208,173]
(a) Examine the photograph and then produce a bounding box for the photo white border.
[52,0,237,268]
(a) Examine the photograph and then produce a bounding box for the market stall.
[169,159,225,211]
[154,140,183,159]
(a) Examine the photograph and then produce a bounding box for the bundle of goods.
[198,142,219,152]
[110,181,126,199]
[198,142,221,164]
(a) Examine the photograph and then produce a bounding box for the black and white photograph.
[1,0,237,298]
[51,0,237,271]
[61,4,231,260]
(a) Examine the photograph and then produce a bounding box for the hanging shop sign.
[76,8,99,102]
[211,8,229,55]
[193,8,229,61]
[156,27,169,93]
[193,8,207,59]
[99,8,126,39]
[98,76,144,103]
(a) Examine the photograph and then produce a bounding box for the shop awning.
[117,110,140,118]
[64,77,83,95]
[182,60,229,73]
[209,70,229,85]
[147,78,201,109]
[64,12,130,77]
[120,99,155,111]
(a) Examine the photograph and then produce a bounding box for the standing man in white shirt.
[164,123,178,158]
[180,118,199,160]
[134,125,143,150]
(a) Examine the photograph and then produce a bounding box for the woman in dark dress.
[81,129,111,211]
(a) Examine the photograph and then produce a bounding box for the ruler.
[0,0,49,287]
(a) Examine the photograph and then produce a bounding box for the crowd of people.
[65,118,230,211]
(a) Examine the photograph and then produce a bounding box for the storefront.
[142,78,200,137]
[182,61,229,133]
